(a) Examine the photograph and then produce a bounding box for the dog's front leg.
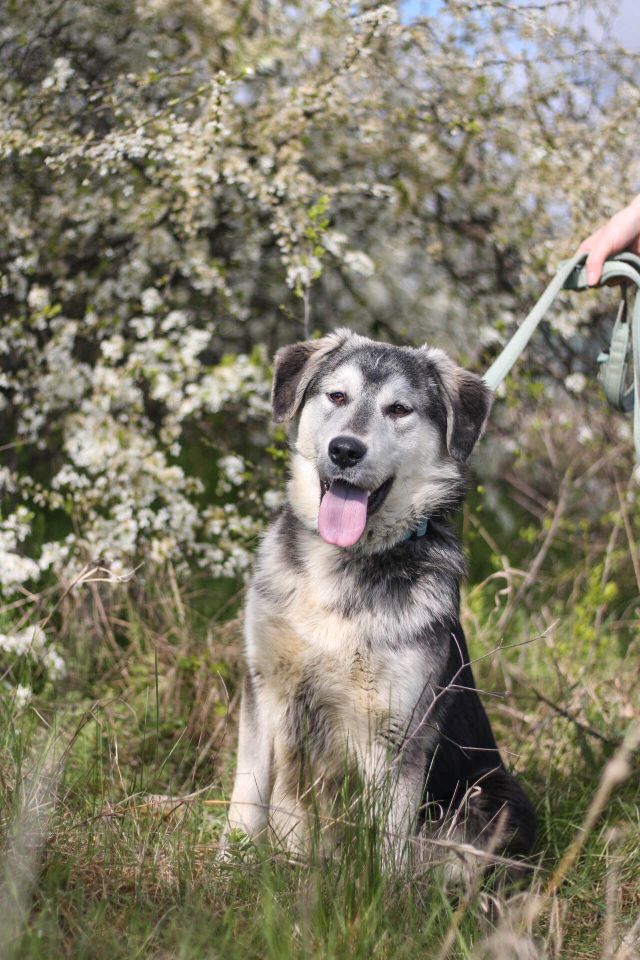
[361,743,424,872]
[222,672,273,849]
[381,764,424,871]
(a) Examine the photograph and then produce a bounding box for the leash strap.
[483,251,640,462]
[598,297,634,413]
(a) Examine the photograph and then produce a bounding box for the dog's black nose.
[328,435,367,469]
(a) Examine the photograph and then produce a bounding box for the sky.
[400,0,640,50]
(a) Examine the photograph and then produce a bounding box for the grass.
[1,504,639,958]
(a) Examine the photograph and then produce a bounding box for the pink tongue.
[318,481,369,547]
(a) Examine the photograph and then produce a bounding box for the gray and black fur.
[224,329,535,872]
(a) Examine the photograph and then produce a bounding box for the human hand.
[577,195,640,285]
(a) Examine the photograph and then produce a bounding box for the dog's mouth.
[318,477,394,547]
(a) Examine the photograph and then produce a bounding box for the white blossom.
[0,625,45,657]
[13,685,33,707]
[344,250,375,277]
[479,325,505,348]
[0,624,66,689]
[41,56,74,92]
[141,287,163,313]
[27,285,50,311]
[219,455,246,486]
[564,372,587,394]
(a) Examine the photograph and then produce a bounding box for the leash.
[483,251,640,462]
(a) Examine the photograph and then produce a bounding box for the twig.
[302,283,311,340]
[603,828,622,960]
[505,665,619,747]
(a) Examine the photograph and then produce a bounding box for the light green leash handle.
[483,251,640,462]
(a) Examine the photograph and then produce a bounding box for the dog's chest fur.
[245,509,462,771]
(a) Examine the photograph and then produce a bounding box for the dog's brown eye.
[327,392,347,406]
[388,402,412,418]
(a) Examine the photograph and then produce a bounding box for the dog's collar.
[401,517,429,542]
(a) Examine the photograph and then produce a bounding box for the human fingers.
[577,197,640,285]
[577,229,608,285]
[585,242,608,286]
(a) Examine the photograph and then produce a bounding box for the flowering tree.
[1,0,639,635]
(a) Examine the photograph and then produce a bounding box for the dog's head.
[272,328,492,552]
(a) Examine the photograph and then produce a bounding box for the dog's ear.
[272,329,350,423]
[424,348,493,462]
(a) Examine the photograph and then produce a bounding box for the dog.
[224,328,536,874]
